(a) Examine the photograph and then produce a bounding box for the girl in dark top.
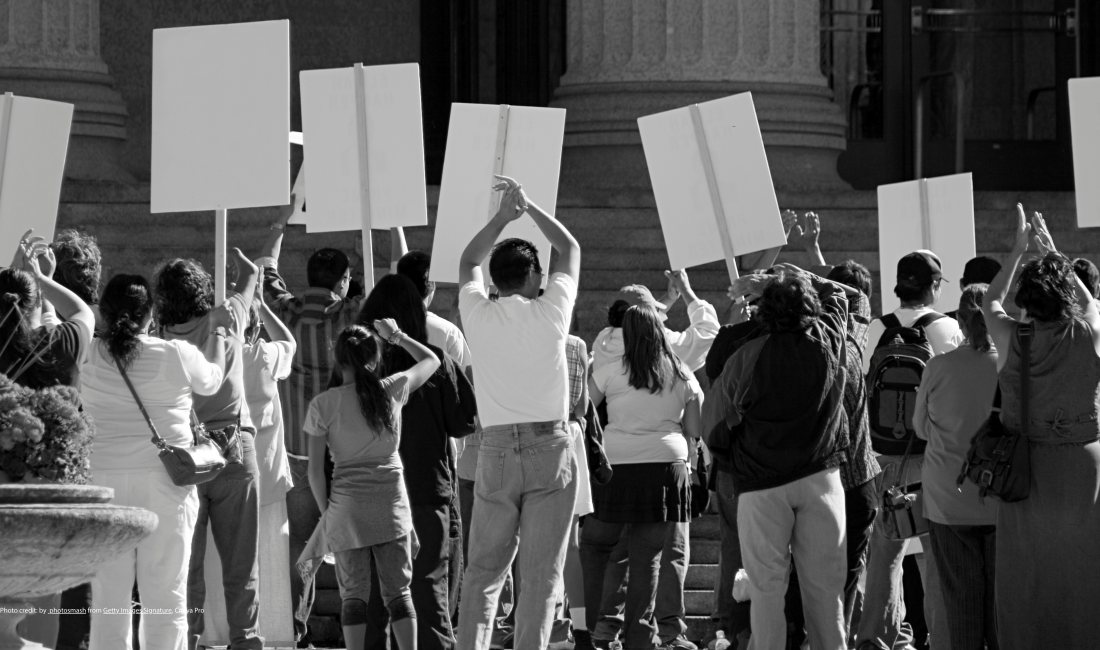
[355,274,478,650]
[2,235,95,390]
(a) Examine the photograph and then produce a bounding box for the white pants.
[738,467,847,650]
[90,470,198,650]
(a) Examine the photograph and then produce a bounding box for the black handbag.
[879,434,928,541]
[116,357,227,486]
[957,323,1032,502]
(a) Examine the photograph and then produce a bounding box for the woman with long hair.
[354,274,477,650]
[982,206,1100,649]
[914,284,999,650]
[1,236,94,389]
[580,305,702,649]
[299,320,440,650]
[80,274,225,649]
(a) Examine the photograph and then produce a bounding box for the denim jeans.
[715,471,751,638]
[928,522,998,650]
[365,503,457,650]
[588,522,690,644]
[459,477,514,645]
[457,421,577,650]
[738,467,847,650]
[845,479,879,638]
[581,516,673,650]
[855,456,949,650]
[187,431,263,650]
[287,456,321,641]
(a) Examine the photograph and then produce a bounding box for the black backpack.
[866,313,946,456]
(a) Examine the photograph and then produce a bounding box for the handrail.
[1026,86,1056,140]
[914,71,965,179]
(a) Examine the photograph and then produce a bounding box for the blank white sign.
[299,63,427,232]
[638,92,785,271]
[0,95,73,254]
[151,20,290,213]
[1070,77,1100,228]
[878,173,975,315]
[430,104,566,284]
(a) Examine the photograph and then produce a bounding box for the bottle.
[709,630,731,650]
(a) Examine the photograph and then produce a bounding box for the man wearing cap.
[860,251,964,375]
[592,269,719,374]
[854,250,962,650]
[945,256,1002,320]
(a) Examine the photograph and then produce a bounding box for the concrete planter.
[0,483,157,649]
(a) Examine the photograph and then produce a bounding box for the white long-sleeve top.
[592,298,720,373]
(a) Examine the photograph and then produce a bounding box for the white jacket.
[592,298,719,373]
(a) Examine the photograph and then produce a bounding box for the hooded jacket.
[592,298,719,373]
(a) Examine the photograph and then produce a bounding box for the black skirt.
[591,461,691,524]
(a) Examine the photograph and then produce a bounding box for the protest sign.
[878,173,975,314]
[1069,77,1100,228]
[0,93,73,255]
[430,103,566,284]
[638,92,785,282]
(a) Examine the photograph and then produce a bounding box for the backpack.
[866,312,946,456]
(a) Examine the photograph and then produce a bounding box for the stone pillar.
[552,0,848,192]
[0,0,132,182]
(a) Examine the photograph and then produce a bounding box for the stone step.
[686,563,719,591]
[690,538,720,565]
[685,589,715,616]
[689,514,720,540]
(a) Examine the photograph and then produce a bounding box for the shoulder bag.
[957,322,1032,502]
[115,357,226,486]
[879,433,929,540]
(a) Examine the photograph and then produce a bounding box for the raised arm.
[522,196,580,282]
[458,182,527,287]
[794,212,826,267]
[256,196,295,263]
[984,204,1031,369]
[390,227,408,273]
[230,248,258,311]
[374,318,440,392]
[24,246,94,336]
[255,283,294,346]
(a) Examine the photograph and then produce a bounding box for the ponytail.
[100,274,153,371]
[334,325,395,436]
[958,283,992,353]
[0,268,40,380]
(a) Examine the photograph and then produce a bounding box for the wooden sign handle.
[918,178,931,250]
[215,208,227,306]
[354,62,374,291]
[689,104,739,285]
[488,104,510,219]
[0,93,13,203]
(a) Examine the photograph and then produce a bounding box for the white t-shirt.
[459,273,577,427]
[83,336,223,473]
[427,310,472,370]
[862,306,965,374]
[592,358,702,465]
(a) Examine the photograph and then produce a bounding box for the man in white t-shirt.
[856,249,961,650]
[455,175,581,650]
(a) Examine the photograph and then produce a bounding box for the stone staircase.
[686,514,721,642]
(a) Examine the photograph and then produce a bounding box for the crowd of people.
[3,177,1099,650]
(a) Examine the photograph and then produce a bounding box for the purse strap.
[114,356,170,451]
[1019,322,1032,439]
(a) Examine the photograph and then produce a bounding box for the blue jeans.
[287,456,321,641]
[187,431,263,650]
[457,421,577,650]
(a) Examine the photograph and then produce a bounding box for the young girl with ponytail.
[299,319,440,650]
[80,274,225,650]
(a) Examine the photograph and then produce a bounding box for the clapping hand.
[1012,204,1033,255]
[1031,210,1056,256]
[728,273,773,303]
[493,175,530,221]
[11,229,49,272]
[782,209,798,238]
[790,212,821,253]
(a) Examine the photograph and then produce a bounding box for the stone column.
[552,0,848,191]
[0,0,132,181]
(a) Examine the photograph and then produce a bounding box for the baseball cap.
[896,251,945,288]
[617,285,668,318]
[961,256,1001,286]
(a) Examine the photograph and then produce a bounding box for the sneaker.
[664,635,698,650]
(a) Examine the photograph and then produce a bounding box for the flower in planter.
[0,373,95,484]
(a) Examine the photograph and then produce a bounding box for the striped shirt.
[566,335,587,415]
[262,262,363,456]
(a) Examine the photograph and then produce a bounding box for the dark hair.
[489,238,540,293]
[396,250,433,300]
[1073,258,1100,299]
[756,274,822,333]
[51,230,102,305]
[894,281,932,303]
[607,300,629,328]
[153,259,213,327]
[100,274,153,371]
[307,248,350,291]
[0,267,45,383]
[826,260,872,299]
[621,306,686,393]
[357,274,428,374]
[334,325,395,436]
[957,284,992,352]
[1014,253,1080,323]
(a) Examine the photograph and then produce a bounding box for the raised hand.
[374,318,400,340]
[11,229,48,271]
[1012,204,1033,255]
[728,273,773,302]
[229,247,257,273]
[1031,211,1056,256]
[276,193,296,226]
[782,209,798,238]
[492,175,529,222]
[36,247,56,279]
[665,269,692,297]
[799,212,821,251]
